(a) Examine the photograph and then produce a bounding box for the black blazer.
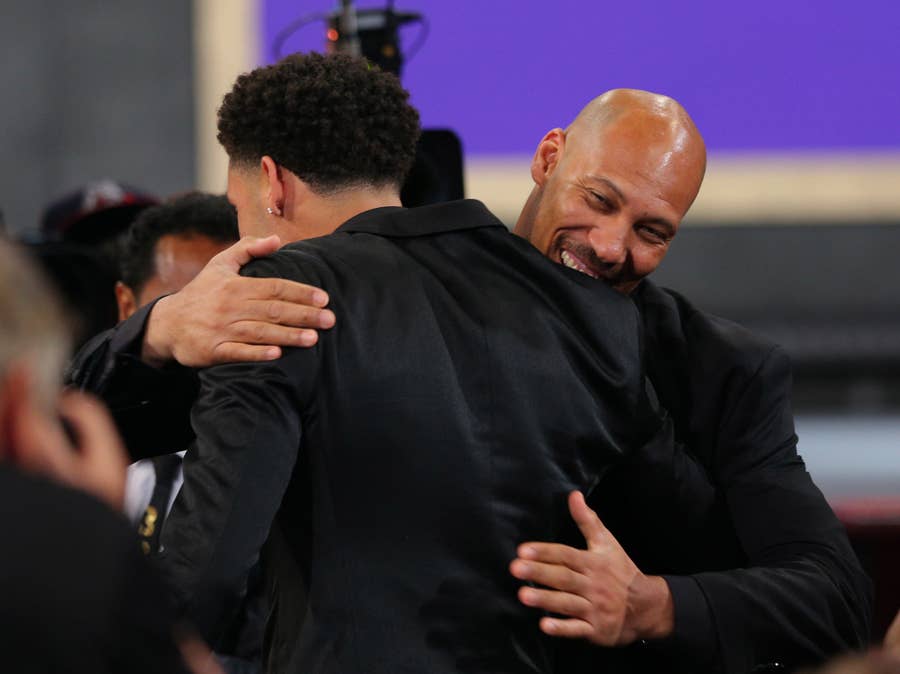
[65,212,871,673]
[0,465,189,674]
[159,200,659,674]
[586,281,871,673]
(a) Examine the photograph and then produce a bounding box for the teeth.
[560,250,598,279]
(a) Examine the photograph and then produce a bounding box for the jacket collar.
[335,199,507,238]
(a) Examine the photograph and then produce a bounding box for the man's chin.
[611,279,641,295]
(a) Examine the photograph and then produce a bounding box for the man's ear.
[114,281,137,322]
[0,369,17,460]
[0,362,37,464]
[260,156,285,216]
[530,128,566,187]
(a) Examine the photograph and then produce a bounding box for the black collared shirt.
[160,199,657,673]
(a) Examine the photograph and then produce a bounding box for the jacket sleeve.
[592,413,729,672]
[663,346,872,673]
[158,350,312,647]
[156,253,321,647]
[65,298,199,460]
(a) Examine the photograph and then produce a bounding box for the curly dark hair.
[217,52,420,194]
[119,192,238,293]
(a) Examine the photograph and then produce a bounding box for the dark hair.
[217,52,420,193]
[119,192,238,293]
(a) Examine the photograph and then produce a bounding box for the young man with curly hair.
[72,53,663,673]
[69,52,871,672]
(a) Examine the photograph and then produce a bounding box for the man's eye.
[640,226,667,242]
[590,192,610,207]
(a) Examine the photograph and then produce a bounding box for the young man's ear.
[260,156,286,216]
[114,281,137,323]
[530,128,566,187]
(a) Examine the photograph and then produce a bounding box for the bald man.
[514,89,706,295]
[508,90,870,671]
[69,89,869,672]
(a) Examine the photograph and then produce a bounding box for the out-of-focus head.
[514,89,706,294]
[115,192,239,321]
[799,650,900,674]
[0,240,69,457]
[218,52,421,239]
[31,181,156,347]
[40,180,158,252]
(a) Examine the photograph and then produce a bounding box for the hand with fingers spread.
[510,490,674,647]
[142,235,336,368]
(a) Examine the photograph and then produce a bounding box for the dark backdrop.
[0,0,195,237]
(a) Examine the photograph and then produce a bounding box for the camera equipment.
[271,2,462,207]
[326,1,424,75]
[272,1,427,77]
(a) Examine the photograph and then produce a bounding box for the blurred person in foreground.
[67,82,871,673]
[800,611,900,674]
[805,652,900,674]
[0,239,197,674]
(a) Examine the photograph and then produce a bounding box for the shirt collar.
[335,199,507,238]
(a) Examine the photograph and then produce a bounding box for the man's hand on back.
[142,235,336,368]
[510,491,674,647]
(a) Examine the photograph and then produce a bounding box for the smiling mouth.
[560,250,599,279]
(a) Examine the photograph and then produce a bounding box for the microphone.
[338,0,361,56]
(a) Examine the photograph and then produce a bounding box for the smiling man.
[514,89,705,293]
[508,90,870,674]
[68,87,870,673]
[71,55,670,674]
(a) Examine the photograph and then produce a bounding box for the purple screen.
[262,1,900,155]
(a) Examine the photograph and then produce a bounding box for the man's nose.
[587,225,627,267]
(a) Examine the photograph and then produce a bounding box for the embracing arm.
[65,299,200,460]
[511,348,871,672]
[65,235,333,460]
[674,347,871,672]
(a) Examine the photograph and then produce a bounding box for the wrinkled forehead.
[568,114,704,212]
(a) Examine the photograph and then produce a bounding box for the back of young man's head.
[217,52,421,194]
[116,192,238,320]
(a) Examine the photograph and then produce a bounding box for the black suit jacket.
[64,211,871,673]
[160,200,659,674]
[587,281,871,673]
[0,464,190,674]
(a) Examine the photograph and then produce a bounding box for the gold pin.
[138,506,159,537]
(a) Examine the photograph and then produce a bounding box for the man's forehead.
[570,119,703,210]
[576,129,680,183]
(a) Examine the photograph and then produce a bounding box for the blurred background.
[1,1,897,498]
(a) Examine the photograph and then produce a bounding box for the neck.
[285,186,403,241]
[513,187,540,239]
